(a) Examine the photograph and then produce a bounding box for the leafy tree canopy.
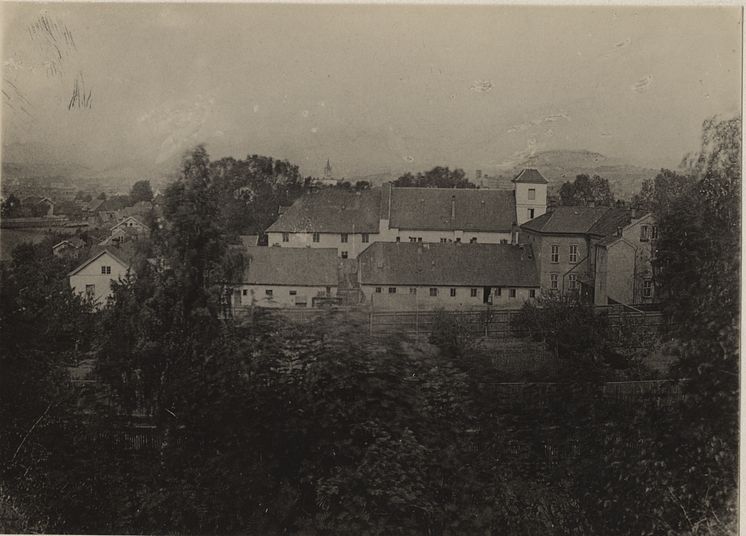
[394,166,475,188]
[558,173,615,206]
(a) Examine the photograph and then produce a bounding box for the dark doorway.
[483,287,491,304]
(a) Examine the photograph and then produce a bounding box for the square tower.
[513,168,548,225]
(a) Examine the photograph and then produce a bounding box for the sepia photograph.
[0,3,741,534]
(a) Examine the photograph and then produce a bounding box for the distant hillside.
[503,150,658,200]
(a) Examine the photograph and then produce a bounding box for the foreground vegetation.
[0,117,738,534]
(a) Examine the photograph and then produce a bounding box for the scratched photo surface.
[0,4,741,535]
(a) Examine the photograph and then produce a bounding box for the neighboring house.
[111,215,149,235]
[520,206,656,306]
[357,242,540,310]
[235,246,339,308]
[593,213,658,306]
[68,244,136,305]
[53,237,86,258]
[265,168,549,257]
[98,216,149,246]
[21,196,55,217]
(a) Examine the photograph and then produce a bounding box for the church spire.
[324,158,332,179]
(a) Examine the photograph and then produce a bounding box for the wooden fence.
[232,305,667,341]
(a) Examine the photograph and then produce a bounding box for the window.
[312,232,320,243]
[101,265,111,275]
[643,280,653,298]
[455,237,461,243]
[500,239,508,244]
[550,274,559,289]
[395,237,401,242]
[450,288,456,297]
[282,232,289,242]
[470,288,478,297]
[341,251,348,259]
[509,288,516,298]
[417,237,423,243]
[375,287,382,293]
[289,290,297,296]
[242,289,248,296]
[409,287,417,295]
[429,288,438,297]
[409,237,417,243]
[568,274,577,290]
[85,284,95,297]
[651,226,658,240]
[528,208,535,219]
[551,245,559,263]
[529,289,536,298]
[326,286,331,294]
[388,287,397,294]
[640,225,650,241]
[341,233,348,243]
[470,237,477,243]
[265,289,273,297]
[440,238,448,243]
[528,188,536,200]
[362,233,369,243]
[569,245,578,263]
[496,287,502,297]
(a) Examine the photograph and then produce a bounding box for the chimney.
[616,226,623,237]
[451,195,456,221]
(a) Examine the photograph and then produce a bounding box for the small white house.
[68,246,135,305]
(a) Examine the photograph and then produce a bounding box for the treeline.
[0,118,739,534]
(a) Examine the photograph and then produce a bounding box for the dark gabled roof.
[266,189,381,233]
[388,188,515,232]
[512,168,549,185]
[242,246,339,286]
[54,237,85,250]
[521,206,630,236]
[67,243,137,276]
[358,242,539,287]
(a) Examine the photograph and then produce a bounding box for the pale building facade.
[68,248,133,305]
[593,213,658,306]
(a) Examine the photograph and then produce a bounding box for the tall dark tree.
[394,166,475,188]
[129,179,154,204]
[631,169,695,214]
[559,174,615,206]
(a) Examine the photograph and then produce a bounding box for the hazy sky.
[1,3,742,179]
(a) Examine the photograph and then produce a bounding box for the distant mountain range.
[500,150,659,200]
[3,142,660,200]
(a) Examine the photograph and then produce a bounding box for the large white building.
[265,168,549,258]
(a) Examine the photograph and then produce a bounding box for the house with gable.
[520,206,658,306]
[357,241,539,310]
[68,243,137,305]
[593,212,658,306]
[53,237,86,258]
[265,168,549,257]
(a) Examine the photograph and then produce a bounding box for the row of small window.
[282,232,370,244]
[374,287,535,298]
[242,287,332,297]
[550,245,579,264]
